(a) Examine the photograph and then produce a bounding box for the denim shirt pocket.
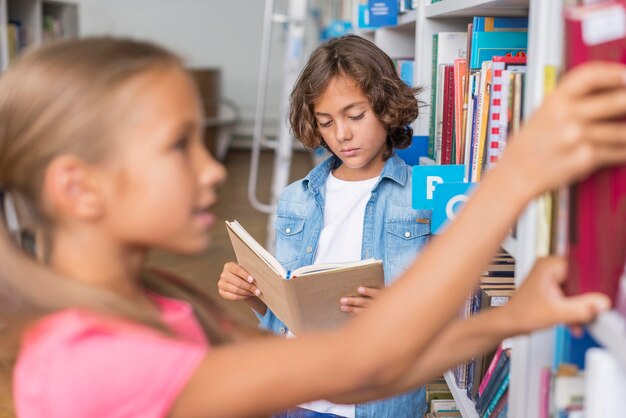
[274,214,306,267]
[385,218,431,280]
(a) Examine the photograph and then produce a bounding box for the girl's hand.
[340,287,382,315]
[504,257,610,335]
[501,62,626,198]
[217,262,262,301]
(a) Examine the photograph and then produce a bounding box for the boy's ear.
[42,155,103,221]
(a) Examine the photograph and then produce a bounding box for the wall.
[73,0,300,136]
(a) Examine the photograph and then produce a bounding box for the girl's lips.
[194,210,215,229]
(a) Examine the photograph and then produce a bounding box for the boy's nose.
[335,121,352,142]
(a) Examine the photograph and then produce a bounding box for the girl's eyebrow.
[315,101,367,116]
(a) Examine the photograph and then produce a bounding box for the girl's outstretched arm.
[328,257,609,404]
[170,62,626,418]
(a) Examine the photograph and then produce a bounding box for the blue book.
[483,374,510,417]
[368,0,398,28]
[470,32,528,69]
[472,17,528,32]
[553,325,599,370]
[398,60,415,87]
[397,135,428,166]
[476,349,510,415]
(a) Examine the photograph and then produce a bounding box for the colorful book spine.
[441,65,455,165]
[474,61,492,181]
[469,31,528,70]
[486,56,526,169]
[472,16,529,32]
[476,350,510,415]
[453,58,468,164]
[483,374,509,417]
[428,33,439,159]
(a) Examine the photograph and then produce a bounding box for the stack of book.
[427,17,529,182]
[444,250,514,417]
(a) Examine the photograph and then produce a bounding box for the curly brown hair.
[289,34,423,160]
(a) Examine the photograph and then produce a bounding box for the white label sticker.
[582,5,626,46]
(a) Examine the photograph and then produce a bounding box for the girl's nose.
[196,143,227,188]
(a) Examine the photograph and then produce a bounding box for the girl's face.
[99,68,226,254]
[313,75,387,181]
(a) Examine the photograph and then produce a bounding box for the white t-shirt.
[296,172,379,418]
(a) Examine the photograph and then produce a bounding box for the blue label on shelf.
[412,164,465,209]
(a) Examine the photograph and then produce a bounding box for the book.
[476,348,510,415]
[585,348,626,418]
[469,31,528,70]
[486,56,527,170]
[472,17,528,32]
[428,32,468,159]
[225,220,384,334]
[564,1,626,305]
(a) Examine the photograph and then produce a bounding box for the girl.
[1,37,625,418]
[221,34,435,418]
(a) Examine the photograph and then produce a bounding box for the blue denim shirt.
[259,153,431,418]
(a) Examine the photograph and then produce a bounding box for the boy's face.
[99,68,226,254]
[313,75,387,181]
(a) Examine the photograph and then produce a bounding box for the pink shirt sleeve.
[15,311,207,418]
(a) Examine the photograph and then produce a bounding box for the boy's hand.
[505,257,610,336]
[340,287,382,315]
[218,262,262,301]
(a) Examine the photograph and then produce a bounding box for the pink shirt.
[14,294,208,418]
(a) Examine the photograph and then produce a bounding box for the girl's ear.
[42,155,103,222]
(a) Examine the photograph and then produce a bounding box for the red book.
[564,1,626,303]
[441,65,455,165]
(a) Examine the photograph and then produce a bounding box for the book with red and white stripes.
[486,55,526,170]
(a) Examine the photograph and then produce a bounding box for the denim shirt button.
[279,327,287,334]
[404,231,411,238]
[285,227,291,234]
[306,246,313,253]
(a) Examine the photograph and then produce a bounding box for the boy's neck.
[333,160,385,181]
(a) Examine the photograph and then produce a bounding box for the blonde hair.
[0,38,249,410]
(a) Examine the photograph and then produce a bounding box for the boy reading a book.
[220,34,433,417]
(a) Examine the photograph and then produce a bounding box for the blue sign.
[432,182,475,234]
[412,165,465,210]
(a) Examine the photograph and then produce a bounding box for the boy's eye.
[349,112,365,121]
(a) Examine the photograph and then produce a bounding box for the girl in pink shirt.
[0,38,625,418]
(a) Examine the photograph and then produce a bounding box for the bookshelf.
[1,0,78,71]
[360,0,626,417]
[356,1,549,417]
[444,370,480,418]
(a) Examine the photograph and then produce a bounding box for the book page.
[292,258,380,277]
[226,220,286,277]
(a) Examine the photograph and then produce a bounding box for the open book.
[225,220,384,334]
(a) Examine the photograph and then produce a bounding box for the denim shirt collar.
[302,152,408,193]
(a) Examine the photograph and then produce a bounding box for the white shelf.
[501,234,517,259]
[588,310,626,367]
[397,9,417,27]
[443,370,480,418]
[425,0,528,18]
